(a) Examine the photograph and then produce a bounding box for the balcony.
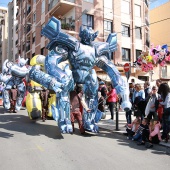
[16,24,18,32]
[49,0,76,18]
[145,0,148,7]
[146,39,150,47]
[26,26,31,34]
[26,44,30,52]
[27,6,31,16]
[15,40,18,46]
[16,0,19,6]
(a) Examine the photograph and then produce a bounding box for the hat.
[99,81,105,85]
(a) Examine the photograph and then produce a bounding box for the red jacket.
[107,89,117,102]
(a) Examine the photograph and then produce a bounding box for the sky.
[0,0,12,8]
[150,0,169,10]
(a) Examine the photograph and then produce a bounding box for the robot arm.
[96,56,131,111]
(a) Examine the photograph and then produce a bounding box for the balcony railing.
[61,22,75,31]
[16,24,18,32]
[48,0,75,11]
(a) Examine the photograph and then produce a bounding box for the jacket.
[107,89,117,103]
[149,122,162,141]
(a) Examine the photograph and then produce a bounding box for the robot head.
[79,26,98,45]
[17,56,28,67]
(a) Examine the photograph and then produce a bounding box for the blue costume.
[29,17,131,133]
[0,57,29,111]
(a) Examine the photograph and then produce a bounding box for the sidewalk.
[97,111,170,148]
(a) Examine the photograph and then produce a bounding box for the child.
[132,118,149,145]
[126,117,141,139]
[146,119,162,148]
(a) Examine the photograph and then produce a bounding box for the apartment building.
[0,7,8,72]
[150,1,170,81]
[16,0,151,81]
[7,0,19,62]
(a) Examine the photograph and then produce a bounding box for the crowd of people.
[98,79,170,147]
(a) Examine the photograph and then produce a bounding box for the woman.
[159,83,170,142]
[106,84,117,122]
[132,84,146,118]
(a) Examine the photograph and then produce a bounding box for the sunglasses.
[152,89,157,90]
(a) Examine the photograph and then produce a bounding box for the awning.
[97,74,145,84]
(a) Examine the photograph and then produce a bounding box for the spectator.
[144,81,152,102]
[145,86,160,122]
[98,81,107,99]
[133,84,146,118]
[98,91,105,112]
[159,83,170,142]
[126,117,141,139]
[107,84,117,122]
[156,79,162,95]
[125,83,135,124]
[156,79,164,122]
[148,119,162,145]
[132,118,149,145]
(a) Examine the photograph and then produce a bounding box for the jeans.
[108,102,116,120]
[132,133,142,142]
[126,110,132,124]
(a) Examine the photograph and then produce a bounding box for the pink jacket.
[107,89,117,102]
[149,122,162,140]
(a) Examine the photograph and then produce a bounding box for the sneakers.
[137,142,145,145]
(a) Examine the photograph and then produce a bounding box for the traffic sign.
[124,63,130,72]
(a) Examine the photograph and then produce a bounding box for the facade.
[15,0,152,82]
[150,1,170,80]
[0,7,8,72]
[7,0,19,62]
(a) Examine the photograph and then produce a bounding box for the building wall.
[150,1,170,79]
[0,7,8,71]
[15,0,152,82]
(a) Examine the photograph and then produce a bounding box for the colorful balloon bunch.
[134,44,170,72]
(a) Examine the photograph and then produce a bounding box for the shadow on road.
[0,109,64,140]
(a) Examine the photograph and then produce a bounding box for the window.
[82,14,94,28]
[135,5,141,17]
[121,0,130,14]
[83,0,93,3]
[33,13,36,22]
[41,0,45,14]
[104,20,112,32]
[41,47,45,55]
[104,0,112,9]
[22,43,25,52]
[162,66,167,78]
[136,50,142,60]
[122,24,130,37]
[122,48,130,61]
[32,32,35,43]
[135,27,142,39]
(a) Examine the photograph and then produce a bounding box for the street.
[0,106,170,170]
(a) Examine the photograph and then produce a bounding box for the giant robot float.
[28,17,131,133]
[0,17,131,134]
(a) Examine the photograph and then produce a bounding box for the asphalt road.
[0,107,170,170]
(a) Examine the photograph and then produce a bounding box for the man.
[98,81,107,99]
[144,81,151,102]
[70,84,90,135]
